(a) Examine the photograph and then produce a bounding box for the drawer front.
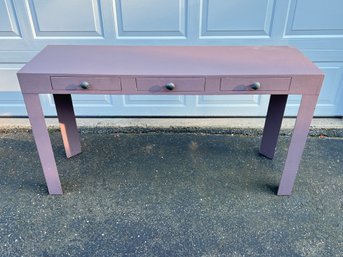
[51,76,121,91]
[136,77,205,92]
[220,77,291,91]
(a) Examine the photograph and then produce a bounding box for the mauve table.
[17,45,324,195]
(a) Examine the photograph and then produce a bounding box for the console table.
[17,45,324,195]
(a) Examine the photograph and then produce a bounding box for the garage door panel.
[0,0,341,116]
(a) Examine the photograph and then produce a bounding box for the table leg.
[53,94,81,158]
[23,93,63,194]
[260,95,288,159]
[277,94,319,196]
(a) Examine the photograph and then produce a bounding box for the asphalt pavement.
[0,130,342,256]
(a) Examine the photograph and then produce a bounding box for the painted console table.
[17,45,324,195]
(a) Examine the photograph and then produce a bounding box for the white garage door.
[0,0,342,116]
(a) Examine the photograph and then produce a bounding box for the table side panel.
[17,73,53,94]
[289,75,324,95]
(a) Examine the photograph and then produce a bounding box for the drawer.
[50,76,121,91]
[220,77,291,91]
[136,77,205,92]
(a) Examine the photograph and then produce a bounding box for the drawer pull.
[165,82,175,91]
[250,82,261,90]
[80,81,90,89]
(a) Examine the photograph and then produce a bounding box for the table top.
[18,45,322,77]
